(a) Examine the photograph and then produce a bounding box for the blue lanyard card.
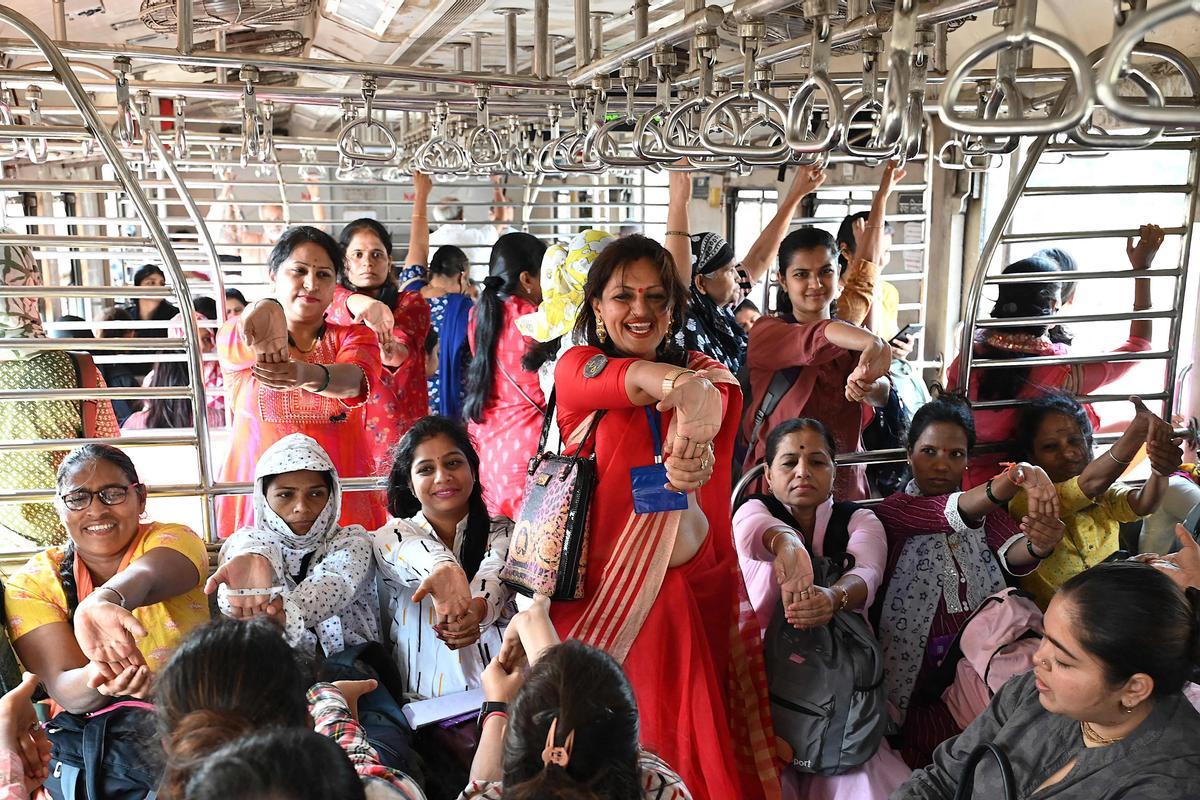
[631,407,689,515]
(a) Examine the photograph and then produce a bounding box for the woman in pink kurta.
[216,227,385,536]
[733,417,910,800]
[462,232,546,519]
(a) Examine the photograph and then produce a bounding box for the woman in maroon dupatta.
[550,235,780,800]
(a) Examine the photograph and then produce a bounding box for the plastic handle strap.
[785,11,844,153]
[338,76,398,165]
[939,0,1096,135]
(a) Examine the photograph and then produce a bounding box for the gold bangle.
[662,368,697,399]
[665,231,690,237]
[1106,450,1131,466]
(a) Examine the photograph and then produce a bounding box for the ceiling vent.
[139,0,317,33]
[179,29,308,74]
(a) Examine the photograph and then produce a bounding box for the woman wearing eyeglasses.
[3,444,209,714]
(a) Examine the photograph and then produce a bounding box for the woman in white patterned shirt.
[373,416,514,698]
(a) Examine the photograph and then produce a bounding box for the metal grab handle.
[1097,0,1200,126]
[699,89,790,162]
[550,131,605,173]
[588,116,655,167]
[414,136,469,174]
[632,105,677,163]
[110,64,138,150]
[843,96,900,159]
[21,85,48,164]
[939,27,1096,135]
[172,96,189,158]
[663,96,743,158]
[974,79,1025,154]
[1070,60,1163,148]
[466,126,505,169]
[0,103,19,162]
[785,72,844,153]
[337,77,398,165]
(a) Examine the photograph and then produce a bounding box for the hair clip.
[541,718,575,769]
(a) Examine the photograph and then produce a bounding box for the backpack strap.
[57,762,81,800]
[83,708,111,800]
[69,351,99,440]
[290,550,318,586]
[744,366,802,453]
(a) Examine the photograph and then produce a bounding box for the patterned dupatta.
[564,352,781,799]
[879,481,1006,724]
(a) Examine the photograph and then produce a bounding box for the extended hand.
[1021,510,1065,558]
[0,672,50,790]
[252,359,319,392]
[1009,462,1061,520]
[205,553,279,619]
[74,593,148,673]
[1126,223,1164,270]
[412,563,473,626]
[242,300,289,362]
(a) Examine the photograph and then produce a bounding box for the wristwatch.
[477,701,508,734]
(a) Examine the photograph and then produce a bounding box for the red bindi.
[636,287,644,294]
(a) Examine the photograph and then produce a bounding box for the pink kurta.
[745,317,874,500]
[466,295,545,520]
[733,498,911,800]
[948,335,1151,488]
[326,284,430,473]
[215,319,386,536]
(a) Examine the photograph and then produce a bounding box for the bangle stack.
[985,478,1005,506]
[1105,450,1131,466]
[1026,537,1052,560]
[835,585,850,611]
[665,230,690,237]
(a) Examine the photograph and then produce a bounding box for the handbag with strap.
[500,390,604,601]
[45,700,163,800]
[953,743,1017,800]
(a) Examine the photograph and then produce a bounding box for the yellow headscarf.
[516,229,613,343]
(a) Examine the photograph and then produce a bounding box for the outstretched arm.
[1126,223,1162,343]
[666,168,693,288]
[741,164,827,285]
[404,171,432,268]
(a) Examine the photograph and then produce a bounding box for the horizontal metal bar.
[970,350,1174,369]
[45,319,220,330]
[0,434,198,452]
[0,38,572,92]
[984,267,1181,284]
[0,123,91,140]
[0,337,185,351]
[0,386,193,401]
[0,233,156,247]
[1021,184,1193,196]
[975,309,1176,327]
[970,392,1170,410]
[0,286,189,298]
[1002,226,1188,244]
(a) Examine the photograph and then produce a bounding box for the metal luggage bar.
[984,267,1181,284]
[1001,226,1188,244]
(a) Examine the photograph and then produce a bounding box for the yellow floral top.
[3,521,210,672]
[1009,476,1141,609]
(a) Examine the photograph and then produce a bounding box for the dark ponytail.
[503,640,641,800]
[464,233,546,424]
[1058,562,1200,697]
[977,256,1063,402]
[385,416,490,579]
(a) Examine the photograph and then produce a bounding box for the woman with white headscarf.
[207,433,380,658]
[0,238,119,546]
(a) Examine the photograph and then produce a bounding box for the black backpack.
[45,702,163,800]
[45,550,163,800]
[757,498,889,775]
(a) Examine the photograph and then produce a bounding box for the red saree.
[551,346,781,800]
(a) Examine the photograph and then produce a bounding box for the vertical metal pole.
[1163,142,1200,421]
[591,12,611,63]
[533,0,550,79]
[471,31,485,72]
[176,0,193,55]
[634,0,650,81]
[51,0,66,40]
[574,0,591,71]
[214,29,228,83]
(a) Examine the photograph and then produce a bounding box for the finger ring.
[700,456,710,470]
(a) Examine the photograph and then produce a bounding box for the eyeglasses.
[59,483,140,511]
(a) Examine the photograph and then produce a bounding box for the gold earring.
[596,317,607,343]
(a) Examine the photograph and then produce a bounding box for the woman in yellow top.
[4,444,209,713]
[1008,394,1181,608]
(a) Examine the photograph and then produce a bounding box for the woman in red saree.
[550,235,780,800]
[216,226,385,536]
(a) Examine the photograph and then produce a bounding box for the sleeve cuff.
[996,534,1039,576]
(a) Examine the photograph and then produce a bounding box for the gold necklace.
[1079,720,1125,746]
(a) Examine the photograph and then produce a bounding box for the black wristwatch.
[477,701,508,734]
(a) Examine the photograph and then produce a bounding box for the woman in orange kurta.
[549,235,780,800]
[216,226,385,536]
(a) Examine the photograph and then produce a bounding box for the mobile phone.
[890,322,924,344]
